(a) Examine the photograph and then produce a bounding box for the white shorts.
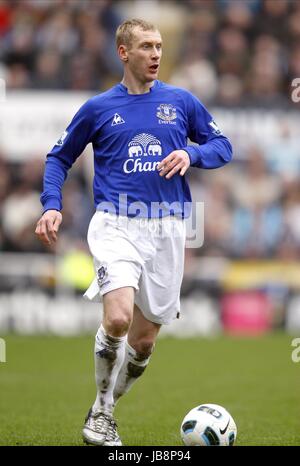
[83,211,186,325]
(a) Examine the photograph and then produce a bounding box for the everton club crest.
[97,263,108,287]
[156,104,177,125]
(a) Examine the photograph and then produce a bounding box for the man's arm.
[35,98,95,245]
[182,92,232,169]
[158,91,232,178]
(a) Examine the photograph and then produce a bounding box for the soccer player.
[35,19,232,446]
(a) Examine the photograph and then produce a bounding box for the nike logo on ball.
[219,419,230,435]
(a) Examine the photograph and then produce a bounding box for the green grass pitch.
[0,333,299,446]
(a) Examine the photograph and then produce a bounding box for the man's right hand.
[35,210,62,246]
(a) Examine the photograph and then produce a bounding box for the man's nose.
[152,48,160,59]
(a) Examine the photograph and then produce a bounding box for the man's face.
[125,27,162,83]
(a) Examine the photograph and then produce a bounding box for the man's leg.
[113,304,161,405]
[83,286,134,446]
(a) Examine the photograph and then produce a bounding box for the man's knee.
[130,339,155,360]
[103,289,134,336]
[105,314,132,336]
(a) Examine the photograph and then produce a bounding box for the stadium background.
[0,0,299,446]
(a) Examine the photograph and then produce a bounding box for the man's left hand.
[157,150,190,179]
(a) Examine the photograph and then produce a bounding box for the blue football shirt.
[41,80,232,218]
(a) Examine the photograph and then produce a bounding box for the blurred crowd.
[171,0,300,107]
[0,154,94,253]
[0,0,299,106]
[0,0,300,261]
[189,142,300,260]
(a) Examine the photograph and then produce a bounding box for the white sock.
[113,341,153,405]
[92,324,126,415]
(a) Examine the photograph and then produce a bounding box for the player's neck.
[121,76,155,95]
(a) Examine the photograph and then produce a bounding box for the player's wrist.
[42,197,62,214]
[181,145,202,167]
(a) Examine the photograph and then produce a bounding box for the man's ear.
[118,45,129,62]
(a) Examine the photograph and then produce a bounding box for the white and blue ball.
[180,403,237,446]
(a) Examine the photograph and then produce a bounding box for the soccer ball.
[180,403,237,446]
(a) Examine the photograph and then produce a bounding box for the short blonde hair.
[116,18,158,49]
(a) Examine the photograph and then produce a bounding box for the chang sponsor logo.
[123,133,162,174]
